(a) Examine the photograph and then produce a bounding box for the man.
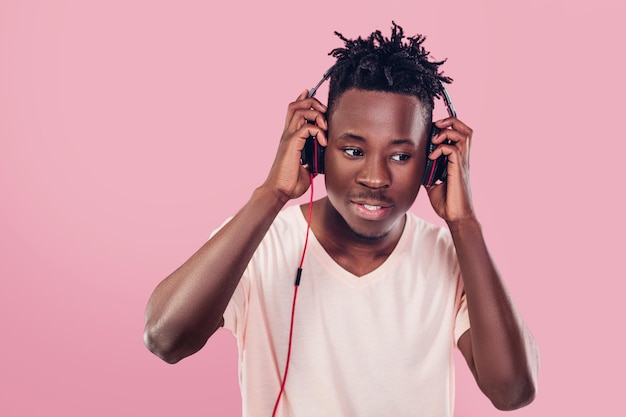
[143,23,539,416]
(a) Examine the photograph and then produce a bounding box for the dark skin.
[144,88,539,411]
[309,89,426,277]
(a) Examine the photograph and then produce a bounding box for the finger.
[287,96,328,117]
[434,117,473,137]
[427,143,470,177]
[431,127,468,145]
[434,118,471,148]
[428,142,458,159]
[294,124,328,148]
[431,119,472,160]
[296,89,308,100]
[288,108,328,132]
[284,96,328,130]
[431,130,470,162]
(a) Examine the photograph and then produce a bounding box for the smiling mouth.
[351,201,393,219]
[352,200,392,210]
[362,204,382,211]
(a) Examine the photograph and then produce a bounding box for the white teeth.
[363,204,382,211]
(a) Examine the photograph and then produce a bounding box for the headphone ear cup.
[313,138,325,174]
[422,123,440,186]
[301,135,325,174]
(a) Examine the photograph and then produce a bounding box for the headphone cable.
[271,170,315,417]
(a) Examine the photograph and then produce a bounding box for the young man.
[143,23,539,416]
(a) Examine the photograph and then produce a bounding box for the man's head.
[326,22,451,123]
[321,23,451,242]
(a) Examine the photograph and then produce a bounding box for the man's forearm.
[449,218,539,409]
[143,185,287,363]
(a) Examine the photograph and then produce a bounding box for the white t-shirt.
[222,204,470,417]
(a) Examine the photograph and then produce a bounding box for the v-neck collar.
[291,204,411,286]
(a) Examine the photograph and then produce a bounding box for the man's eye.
[344,148,363,157]
[391,153,410,162]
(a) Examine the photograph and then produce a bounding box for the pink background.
[2,1,624,415]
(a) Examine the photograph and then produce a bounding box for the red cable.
[271,170,315,417]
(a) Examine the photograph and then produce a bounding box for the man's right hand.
[261,90,328,203]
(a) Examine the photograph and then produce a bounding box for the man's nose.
[356,156,391,189]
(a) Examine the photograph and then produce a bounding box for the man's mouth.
[351,200,393,219]
[352,199,392,210]
[362,204,382,211]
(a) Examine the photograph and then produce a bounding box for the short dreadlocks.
[327,22,451,120]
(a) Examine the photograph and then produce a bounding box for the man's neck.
[301,198,406,277]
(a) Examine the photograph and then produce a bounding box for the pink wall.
[2,1,624,415]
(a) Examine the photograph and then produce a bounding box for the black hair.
[327,22,451,119]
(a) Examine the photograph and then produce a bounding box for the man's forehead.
[329,89,427,118]
[328,89,429,131]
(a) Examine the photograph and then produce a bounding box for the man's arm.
[451,220,539,410]
[426,117,539,410]
[143,187,286,363]
[143,91,327,364]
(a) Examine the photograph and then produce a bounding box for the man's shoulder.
[273,203,303,227]
[210,204,302,239]
[405,211,449,235]
[404,211,455,249]
[259,204,306,242]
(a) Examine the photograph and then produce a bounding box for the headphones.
[300,66,457,187]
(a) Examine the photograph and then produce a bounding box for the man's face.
[324,88,429,241]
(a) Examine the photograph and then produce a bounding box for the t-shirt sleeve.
[222,266,250,335]
[454,291,471,346]
[208,216,250,335]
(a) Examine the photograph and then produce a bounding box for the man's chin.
[325,198,402,243]
[344,213,408,244]
[348,224,392,242]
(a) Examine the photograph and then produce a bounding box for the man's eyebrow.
[336,134,417,147]
[336,133,365,142]
[390,138,417,146]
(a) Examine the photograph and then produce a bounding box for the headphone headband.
[308,66,454,119]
